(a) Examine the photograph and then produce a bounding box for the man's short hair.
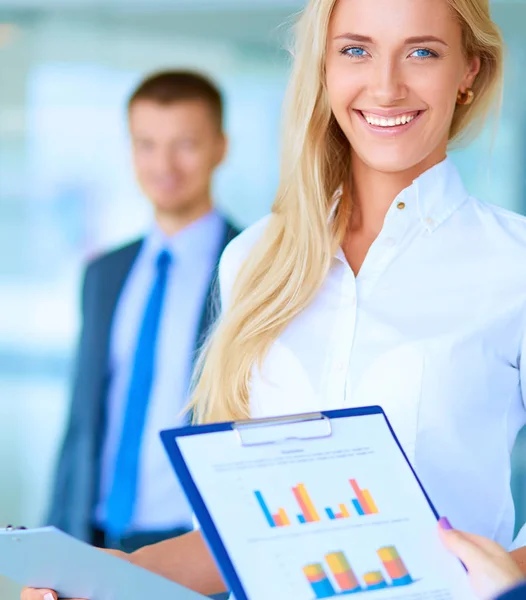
[128,70,224,131]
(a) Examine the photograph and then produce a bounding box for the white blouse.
[218,157,526,550]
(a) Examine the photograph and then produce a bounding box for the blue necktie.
[105,249,173,538]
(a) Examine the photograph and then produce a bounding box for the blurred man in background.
[47,70,238,553]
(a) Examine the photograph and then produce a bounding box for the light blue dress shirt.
[95,210,226,532]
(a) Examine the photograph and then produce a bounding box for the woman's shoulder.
[218,214,272,309]
[470,195,526,229]
[220,214,272,269]
[467,196,526,249]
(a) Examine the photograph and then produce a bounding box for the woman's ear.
[461,55,481,91]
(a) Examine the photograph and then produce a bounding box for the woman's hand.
[438,517,524,599]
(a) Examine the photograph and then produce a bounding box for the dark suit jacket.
[497,582,526,600]
[47,219,239,542]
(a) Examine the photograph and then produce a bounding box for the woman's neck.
[349,153,446,235]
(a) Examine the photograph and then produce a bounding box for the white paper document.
[0,526,207,600]
[170,411,477,600]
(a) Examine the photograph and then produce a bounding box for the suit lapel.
[96,240,144,374]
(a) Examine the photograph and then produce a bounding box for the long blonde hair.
[191,0,503,424]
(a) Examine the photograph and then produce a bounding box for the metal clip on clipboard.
[233,412,332,447]
[3,525,27,544]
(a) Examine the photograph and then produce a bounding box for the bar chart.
[254,491,292,528]
[303,546,414,598]
[254,478,379,528]
[293,484,322,523]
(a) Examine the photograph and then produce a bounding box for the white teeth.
[363,112,417,127]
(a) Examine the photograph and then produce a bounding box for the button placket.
[357,198,413,298]
[341,268,358,407]
[331,265,357,407]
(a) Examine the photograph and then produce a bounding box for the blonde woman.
[23,0,526,598]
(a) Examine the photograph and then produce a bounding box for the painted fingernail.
[44,593,55,600]
[439,517,453,530]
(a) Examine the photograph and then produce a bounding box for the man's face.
[129,99,226,216]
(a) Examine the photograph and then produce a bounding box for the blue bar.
[325,508,336,520]
[254,491,275,528]
[392,575,413,587]
[310,577,336,599]
[298,514,306,524]
[352,499,365,516]
[366,582,388,590]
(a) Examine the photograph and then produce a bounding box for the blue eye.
[343,46,368,58]
[411,48,436,58]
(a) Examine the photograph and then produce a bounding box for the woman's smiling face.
[325,0,481,175]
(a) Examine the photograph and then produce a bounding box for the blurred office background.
[0,0,525,597]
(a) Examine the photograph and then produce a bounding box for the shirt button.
[337,361,346,372]
[384,237,396,248]
[397,202,406,210]
[425,217,434,227]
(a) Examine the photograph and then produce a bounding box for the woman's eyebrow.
[334,33,449,47]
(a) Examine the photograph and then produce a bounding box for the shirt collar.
[407,155,470,233]
[145,209,225,264]
[334,156,469,263]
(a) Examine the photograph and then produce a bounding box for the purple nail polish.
[439,517,453,530]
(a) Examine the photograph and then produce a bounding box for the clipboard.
[0,526,207,600]
[160,406,476,600]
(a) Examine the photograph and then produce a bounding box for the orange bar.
[394,557,409,578]
[297,484,321,522]
[382,559,405,580]
[293,486,314,522]
[273,514,283,527]
[334,571,361,592]
[278,508,290,526]
[339,504,350,518]
[350,479,373,515]
[363,490,379,514]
